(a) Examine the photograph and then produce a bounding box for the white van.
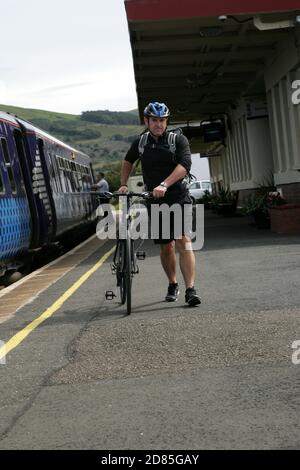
[188,180,212,202]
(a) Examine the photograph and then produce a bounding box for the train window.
[82,173,92,191]
[0,138,16,193]
[72,172,79,192]
[54,155,64,191]
[58,157,64,170]
[48,153,58,193]
[68,170,76,192]
[77,172,83,191]
[51,154,62,191]
[64,170,72,192]
[82,174,87,191]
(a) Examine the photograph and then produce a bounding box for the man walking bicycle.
[118,101,201,307]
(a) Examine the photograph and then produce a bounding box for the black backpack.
[136,128,196,185]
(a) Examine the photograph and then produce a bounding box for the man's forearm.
[163,164,187,187]
[120,160,133,185]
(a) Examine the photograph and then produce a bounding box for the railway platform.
[0,211,299,449]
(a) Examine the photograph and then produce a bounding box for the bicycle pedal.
[105,290,116,300]
[136,251,146,260]
[110,264,117,274]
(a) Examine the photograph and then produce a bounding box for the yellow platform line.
[0,246,115,362]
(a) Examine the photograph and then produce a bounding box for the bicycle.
[97,191,151,314]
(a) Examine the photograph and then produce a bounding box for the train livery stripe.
[0,245,115,362]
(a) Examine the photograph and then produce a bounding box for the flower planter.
[270,203,300,234]
[216,202,236,217]
[253,209,270,229]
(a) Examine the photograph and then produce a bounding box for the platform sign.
[246,100,268,120]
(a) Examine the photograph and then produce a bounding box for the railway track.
[0,223,97,291]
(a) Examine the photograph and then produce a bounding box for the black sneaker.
[185,287,201,306]
[165,283,179,302]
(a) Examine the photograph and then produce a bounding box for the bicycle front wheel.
[125,237,132,315]
[117,240,126,305]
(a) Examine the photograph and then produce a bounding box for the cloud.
[1,0,138,112]
[36,81,97,93]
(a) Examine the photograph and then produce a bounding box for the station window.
[0,138,16,193]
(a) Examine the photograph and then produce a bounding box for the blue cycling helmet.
[144,101,170,118]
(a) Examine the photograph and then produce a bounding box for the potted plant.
[212,187,238,216]
[242,191,286,228]
[198,190,212,209]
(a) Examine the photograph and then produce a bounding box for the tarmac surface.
[0,211,299,449]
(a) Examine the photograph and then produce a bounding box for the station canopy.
[125,0,300,151]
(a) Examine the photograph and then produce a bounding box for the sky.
[0,0,138,114]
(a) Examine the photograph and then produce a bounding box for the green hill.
[0,104,143,180]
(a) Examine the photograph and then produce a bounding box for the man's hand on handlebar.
[118,185,129,193]
[153,184,167,199]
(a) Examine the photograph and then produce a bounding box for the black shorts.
[146,201,193,245]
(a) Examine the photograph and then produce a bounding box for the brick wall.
[238,182,300,207]
[278,183,300,203]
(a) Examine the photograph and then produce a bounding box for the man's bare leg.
[160,241,176,283]
[175,236,201,306]
[175,236,195,288]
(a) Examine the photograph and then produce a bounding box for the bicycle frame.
[101,191,150,314]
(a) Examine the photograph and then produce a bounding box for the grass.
[0,103,143,169]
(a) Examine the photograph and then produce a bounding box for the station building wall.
[209,31,300,203]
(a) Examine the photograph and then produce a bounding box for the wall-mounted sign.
[246,101,268,120]
[291,80,300,105]
[202,121,226,142]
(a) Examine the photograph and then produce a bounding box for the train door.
[15,118,55,245]
[36,138,57,239]
[0,129,31,263]
[13,129,40,247]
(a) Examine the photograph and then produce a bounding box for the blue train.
[0,111,98,283]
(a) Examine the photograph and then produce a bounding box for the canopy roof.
[125,0,300,126]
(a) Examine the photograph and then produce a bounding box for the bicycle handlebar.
[94,191,153,199]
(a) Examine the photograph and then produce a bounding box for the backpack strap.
[138,131,150,156]
[168,129,194,186]
[167,131,177,155]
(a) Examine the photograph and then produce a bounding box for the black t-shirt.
[125,131,192,204]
